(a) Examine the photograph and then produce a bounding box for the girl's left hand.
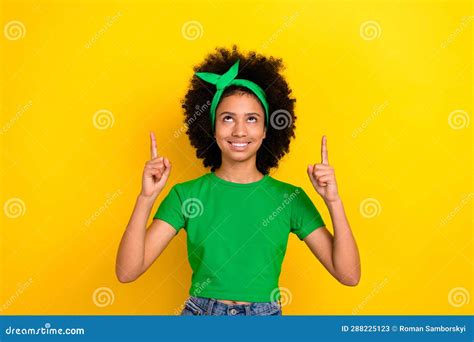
[307,135,340,203]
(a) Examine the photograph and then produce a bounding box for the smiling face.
[214,91,267,166]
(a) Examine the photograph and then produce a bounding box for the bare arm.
[115,131,174,283]
[306,135,361,286]
[115,195,177,283]
[303,199,361,286]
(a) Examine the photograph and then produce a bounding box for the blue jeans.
[180,296,282,316]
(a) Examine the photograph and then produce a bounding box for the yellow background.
[1,0,472,315]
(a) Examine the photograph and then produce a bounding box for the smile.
[228,141,250,151]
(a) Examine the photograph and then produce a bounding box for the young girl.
[116,46,360,316]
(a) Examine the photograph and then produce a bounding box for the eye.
[223,115,233,122]
[248,116,257,122]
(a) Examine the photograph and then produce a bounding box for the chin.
[225,152,252,162]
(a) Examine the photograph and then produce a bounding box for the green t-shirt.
[153,171,325,302]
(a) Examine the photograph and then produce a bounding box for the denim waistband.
[184,296,282,316]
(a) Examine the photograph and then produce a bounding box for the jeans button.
[229,308,237,315]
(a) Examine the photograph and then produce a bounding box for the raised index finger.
[150,131,158,159]
[321,135,329,165]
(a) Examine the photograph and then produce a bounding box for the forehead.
[217,93,264,114]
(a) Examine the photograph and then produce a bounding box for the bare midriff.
[216,299,252,305]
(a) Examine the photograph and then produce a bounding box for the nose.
[232,119,247,137]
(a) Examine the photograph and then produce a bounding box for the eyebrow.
[218,112,261,117]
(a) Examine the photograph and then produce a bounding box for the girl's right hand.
[140,131,172,200]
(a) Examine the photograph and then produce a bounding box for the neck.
[214,158,264,184]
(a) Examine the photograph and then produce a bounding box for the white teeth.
[232,143,248,147]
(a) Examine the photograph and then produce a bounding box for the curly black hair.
[182,45,297,175]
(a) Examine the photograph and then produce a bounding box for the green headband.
[194,59,269,131]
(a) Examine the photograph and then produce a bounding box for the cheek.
[216,139,226,150]
[252,140,264,150]
[214,125,231,140]
[216,136,231,152]
[253,129,266,142]
[250,136,265,150]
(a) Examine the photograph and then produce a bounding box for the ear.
[263,127,267,139]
